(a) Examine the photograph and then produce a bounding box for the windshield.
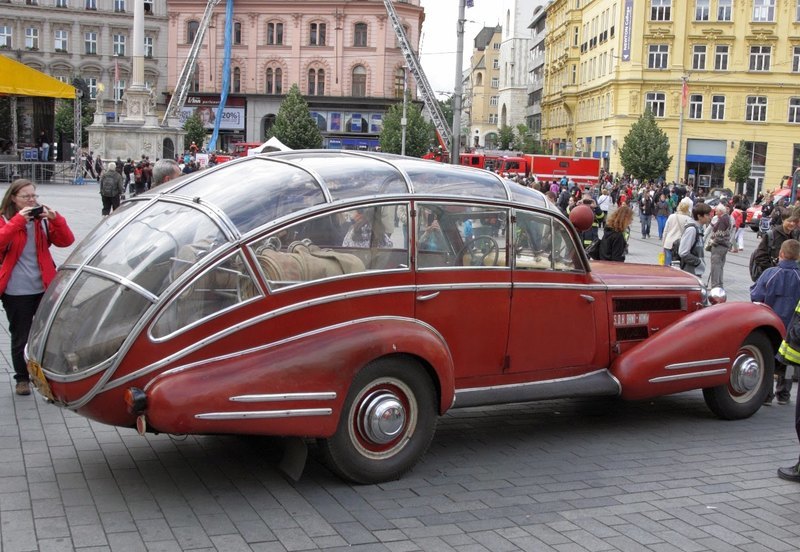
[62,201,141,267]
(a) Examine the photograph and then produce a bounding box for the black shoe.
[764,397,773,406]
[778,463,800,482]
[778,397,791,405]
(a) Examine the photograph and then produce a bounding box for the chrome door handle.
[580,294,595,303]
[417,292,440,301]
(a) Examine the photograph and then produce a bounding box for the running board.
[453,369,621,409]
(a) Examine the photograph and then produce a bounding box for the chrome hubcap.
[731,352,760,394]
[358,391,406,444]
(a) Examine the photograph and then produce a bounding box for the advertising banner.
[622,0,634,62]
[179,106,245,130]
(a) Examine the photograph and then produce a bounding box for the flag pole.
[675,75,687,185]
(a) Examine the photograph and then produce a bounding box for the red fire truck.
[498,154,601,186]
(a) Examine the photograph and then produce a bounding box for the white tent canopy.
[247,136,291,155]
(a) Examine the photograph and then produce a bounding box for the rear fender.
[144,317,455,436]
[611,303,783,400]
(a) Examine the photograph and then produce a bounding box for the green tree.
[53,98,94,147]
[727,142,752,194]
[268,84,323,149]
[498,124,515,150]
[183,114,206,150]
[437,95,454,130]
[618,108,673,181]
[379,99,433,158]
[513,124,544,154]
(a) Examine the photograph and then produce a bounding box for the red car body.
[26,151,783,483]
[746,187,791,230]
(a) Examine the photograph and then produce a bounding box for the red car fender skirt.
[610,303,783,401]
[144,318,455,436]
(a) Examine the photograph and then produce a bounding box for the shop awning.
[0,55,75,99]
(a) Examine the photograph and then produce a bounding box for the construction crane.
[383,0,453,157]
[162,0,223,126]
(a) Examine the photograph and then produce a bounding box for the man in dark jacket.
[751,208,800,280]
[678,203,712,277]
[751,239,800,405]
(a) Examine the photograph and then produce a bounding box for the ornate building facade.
[464,25,502,148]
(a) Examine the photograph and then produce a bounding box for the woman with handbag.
[0,179,74,395]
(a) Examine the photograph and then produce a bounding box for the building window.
[749,45,771,71]
[114,79,125,102]
[56,0,68,7]
[718,0,732,20]
[746,96,767,121]
[797,0,800,21]
[692,45,706,70]
[144,0,152,15]
[0,27,12,49]
[114,0,124,12]
[308,68,324,95]
[310,22,326,46]
[493,42,500,50]
[650,0,671,21]
[54,29,68,52]
[790,98,800,123]
[190,65,200,93]
[695,0,710,20]
[86,76,97,99]
[488,113,498,124]
[232,67,240,93]
[493,59,499,69]
[394,67,404,98]
[711,95,726,120]
[267,22,283,45]
[353,23,367,47]
[187,21,199,44]
[352,65,366,96]
[266,67,282,94]
[113,34,126,56]
[793,46,800,73]
[490,95,499,107]
[233,22,241,45]
[25,27,39,50]
[85,0,96,9]
[715,45,729,70]
[689,94,703,119]
[753,0,775,22]
[144,35,153,58]
[84,31,97,54]
[491,77,499,88]
[648,44,669,69]
[645,92,666,117]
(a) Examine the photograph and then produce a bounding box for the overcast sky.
[418,1,502,96]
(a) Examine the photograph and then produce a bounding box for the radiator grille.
[616,326,649,341]
[613,297,684,313]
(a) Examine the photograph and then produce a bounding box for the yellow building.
[465,26,503,149]
[542,0,800,199]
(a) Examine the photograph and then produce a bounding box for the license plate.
[27,359,54,401]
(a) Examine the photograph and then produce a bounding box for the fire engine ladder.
[161,0,224,126]
[383,0,452,154]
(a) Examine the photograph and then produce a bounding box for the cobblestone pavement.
[1,182,799,552]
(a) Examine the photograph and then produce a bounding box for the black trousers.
[1,293,44,383]
[101,195,121,216]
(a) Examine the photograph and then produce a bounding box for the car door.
[413,202,512,382]
[506,209,605,378]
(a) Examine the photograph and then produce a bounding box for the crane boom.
[162,0,224,126]
[383,0,452,154]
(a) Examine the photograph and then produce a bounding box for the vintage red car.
[26,151,783,484]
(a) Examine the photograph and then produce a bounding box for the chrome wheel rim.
[347,377,417,460]
[729,344,765,402]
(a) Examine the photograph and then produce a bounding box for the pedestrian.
[678,202,712,277]
[751,239,800,407]
[705,203,733,289]
[598,205,632,262]
[84,151,96,180]
[37,130,50,162]
[0,179,75,396]
[123,158,134,191]
[751,207,800,281]
[654,192,671,240]
[639,191,654,238]
[152,158,183,187]
[94,154,104,181]
[596,188,612,228]
[662,197,692,266]
[731,197,746,252]
[142,160,153,190]
[99,162,126,216]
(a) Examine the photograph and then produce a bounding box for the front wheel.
[703,331,774,420]
[319,358,438,484]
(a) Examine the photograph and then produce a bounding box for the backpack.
[586,239,601,260]
[749,229,775,282]
[670,238,681,264]
[100,174,119,197]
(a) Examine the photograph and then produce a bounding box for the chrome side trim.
[195,408,332,420]
[230,392,337,402]
[665,358,730,370]
[649,369,728,383]
[454,369,621,408]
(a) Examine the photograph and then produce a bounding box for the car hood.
[590,261,702,288]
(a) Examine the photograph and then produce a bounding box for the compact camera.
[29,205,44,218]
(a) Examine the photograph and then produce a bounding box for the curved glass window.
[27,269,74,363]
[63,201,141,266]
[173,159,326,234]
[151,251,262,339]
[277,153,408,200]
[88,202,227,297]
[395,158,508,199]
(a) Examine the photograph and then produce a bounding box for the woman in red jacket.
[0,179,74,395]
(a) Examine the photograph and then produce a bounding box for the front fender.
[144,317,455,436]
[611,302,783,400]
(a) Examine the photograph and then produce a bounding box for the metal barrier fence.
[0,162,85,185]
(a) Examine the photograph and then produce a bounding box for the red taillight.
[123,387,147,415]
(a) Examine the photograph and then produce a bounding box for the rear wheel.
[703,331,774,420]
[319,358,437,484]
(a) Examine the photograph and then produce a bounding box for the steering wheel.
[457,236,499,266]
